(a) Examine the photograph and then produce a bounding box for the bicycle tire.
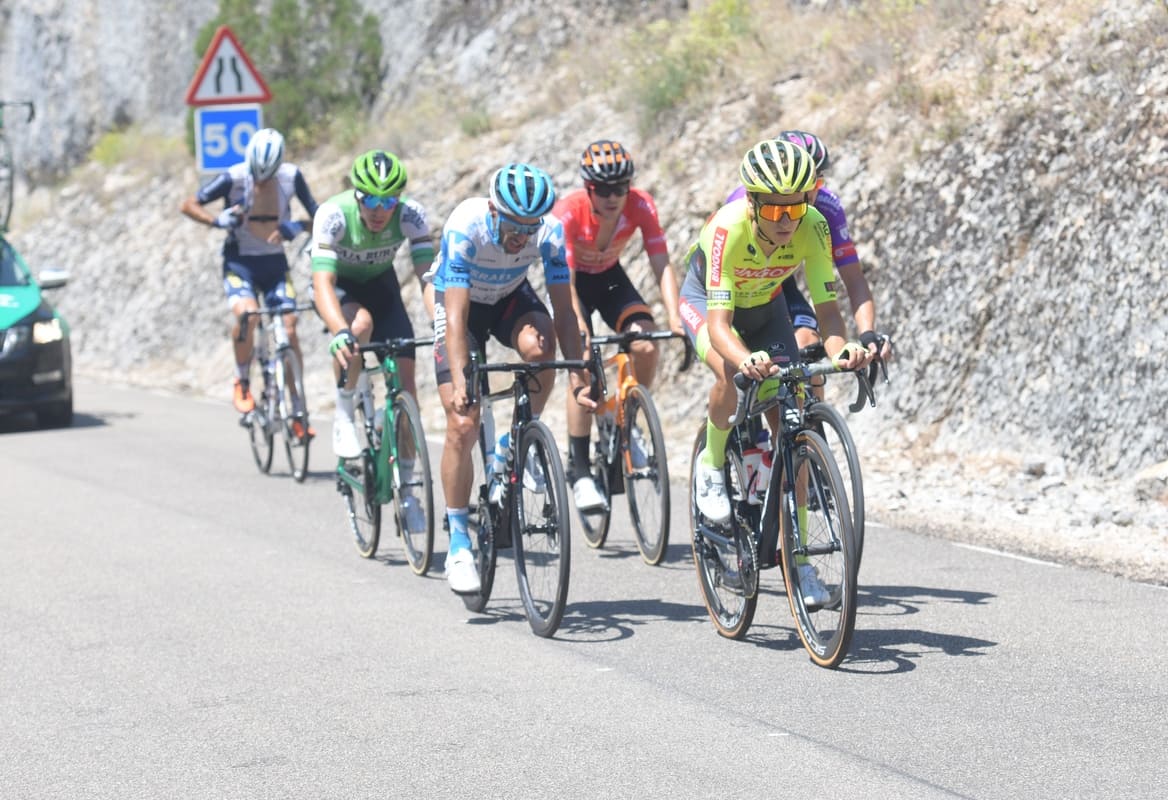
[247,398,274,474]
[343,399,381,558]
[577,416,614,549]
[779,430,858,668]
[805,401,865,568]
[0,135,13,232]
[462,427,498,613]
[689,423,757,639]
[277,349,311,482]
[391,392,434,576]
[512,420,571,637]
[623,384,670,565]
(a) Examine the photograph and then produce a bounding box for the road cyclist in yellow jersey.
[677,138,871,605]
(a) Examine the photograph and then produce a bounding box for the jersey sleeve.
[399,200,435,267]
[632,191,670,259]
[802,216,839,305]
[195,172,234,206]
[438,228,475,291]
[310,201,346,274]
[539,218,570,286]
[702,222,734,312]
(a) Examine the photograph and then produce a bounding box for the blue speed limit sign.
[194,104,263,172]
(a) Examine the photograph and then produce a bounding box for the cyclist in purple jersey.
[727,130,892,366]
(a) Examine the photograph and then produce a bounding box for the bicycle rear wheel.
[623,384,670,565]
[806,401,865,568]
[779,430,858,668]
[689,424,757,639]
[276,349,311,482]
[462,427,498,613]
[247,395,274,474]
[512,420,571,637]
[576,417,613,549]
[391,392,434,576]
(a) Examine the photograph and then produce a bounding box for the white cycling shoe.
[572,475,608,512]
[445,549,481,595]
[332,413,362,459]
[695,455,731,524]
[798,564,832,609]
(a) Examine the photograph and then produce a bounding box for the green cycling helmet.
[350,150,408,196]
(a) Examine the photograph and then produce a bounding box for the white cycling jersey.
[430,197,570,305]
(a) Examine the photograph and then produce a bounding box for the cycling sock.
[336,388,355,418]
[569,435,591,476]
[235,363,250,381]
[446,507,471,553]
[703,419,730,469]
[796,505,810,565]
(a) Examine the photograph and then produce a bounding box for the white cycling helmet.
[246,128,285,181]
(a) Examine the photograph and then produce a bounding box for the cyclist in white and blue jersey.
[431,163,594,594]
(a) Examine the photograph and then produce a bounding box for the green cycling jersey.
[310,190,434,282]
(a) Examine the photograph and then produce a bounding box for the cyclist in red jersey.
[552,140,683,511]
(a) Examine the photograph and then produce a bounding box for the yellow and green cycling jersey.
[690,198,838,311]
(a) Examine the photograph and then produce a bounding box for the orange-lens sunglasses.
[756,200,808,222]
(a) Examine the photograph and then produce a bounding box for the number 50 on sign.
[194,104,263,173]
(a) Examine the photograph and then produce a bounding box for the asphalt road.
[3,380,1166,799]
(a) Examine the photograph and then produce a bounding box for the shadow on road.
[556,597,710,642]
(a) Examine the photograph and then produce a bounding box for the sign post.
[185,26,272,173]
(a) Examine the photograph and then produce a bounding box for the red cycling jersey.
[553,187,670,275]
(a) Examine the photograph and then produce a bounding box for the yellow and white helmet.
[739,139,817,194]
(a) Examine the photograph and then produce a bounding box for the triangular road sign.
[185,26,272,106]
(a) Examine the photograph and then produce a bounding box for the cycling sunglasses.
[356,191,400,211]
[589,182,630,198]
[755,199,809,222]
[497,212,543,236]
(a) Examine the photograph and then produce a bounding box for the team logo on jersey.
[709,227,728,285]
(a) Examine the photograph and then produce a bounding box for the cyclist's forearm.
[311,272,347,334]
[837,262,875,332]
[654,257,682,326]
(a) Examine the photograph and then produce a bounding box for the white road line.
[952,542,1063,567]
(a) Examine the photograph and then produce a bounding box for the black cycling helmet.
[580,140,635,184]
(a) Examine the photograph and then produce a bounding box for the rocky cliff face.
[3,1,1166,534]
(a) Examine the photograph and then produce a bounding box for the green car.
[0,234,72,427]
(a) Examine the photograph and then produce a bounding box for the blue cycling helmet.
[489,163,557,218]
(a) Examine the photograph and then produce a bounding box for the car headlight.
[1,325,30,353]
[33,318,64,344]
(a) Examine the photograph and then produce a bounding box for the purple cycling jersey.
[726,184,858,269]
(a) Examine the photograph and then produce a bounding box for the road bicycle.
[575,330,693,565]
[689,360,859,668]
[458,352,595,638]
[237,300,315,482]
[336,337,435,575]
[0,100,35,233]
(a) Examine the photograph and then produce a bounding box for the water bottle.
[745,429,771,505]
[488,432,510,505]
[755,430,773,501]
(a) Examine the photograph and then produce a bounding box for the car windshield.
[0,239,31,287]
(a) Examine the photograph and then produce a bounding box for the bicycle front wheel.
[806,401,865,569]
[340,450,381,559]
[391,392,434,576]
[623,384,670,565]
[247,401,274,474]
[779,430,858,669]
[512,420,571,637]
[689,423,757,639]
[462,427,498,613]
[277,350,311,482]
[577,417,613,550]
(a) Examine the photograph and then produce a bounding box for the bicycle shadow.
[555,597,710,642]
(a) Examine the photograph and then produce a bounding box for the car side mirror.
[37,268,70,289]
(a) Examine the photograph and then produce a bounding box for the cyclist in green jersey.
[678,139,870,529]
[311,150,435,459]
